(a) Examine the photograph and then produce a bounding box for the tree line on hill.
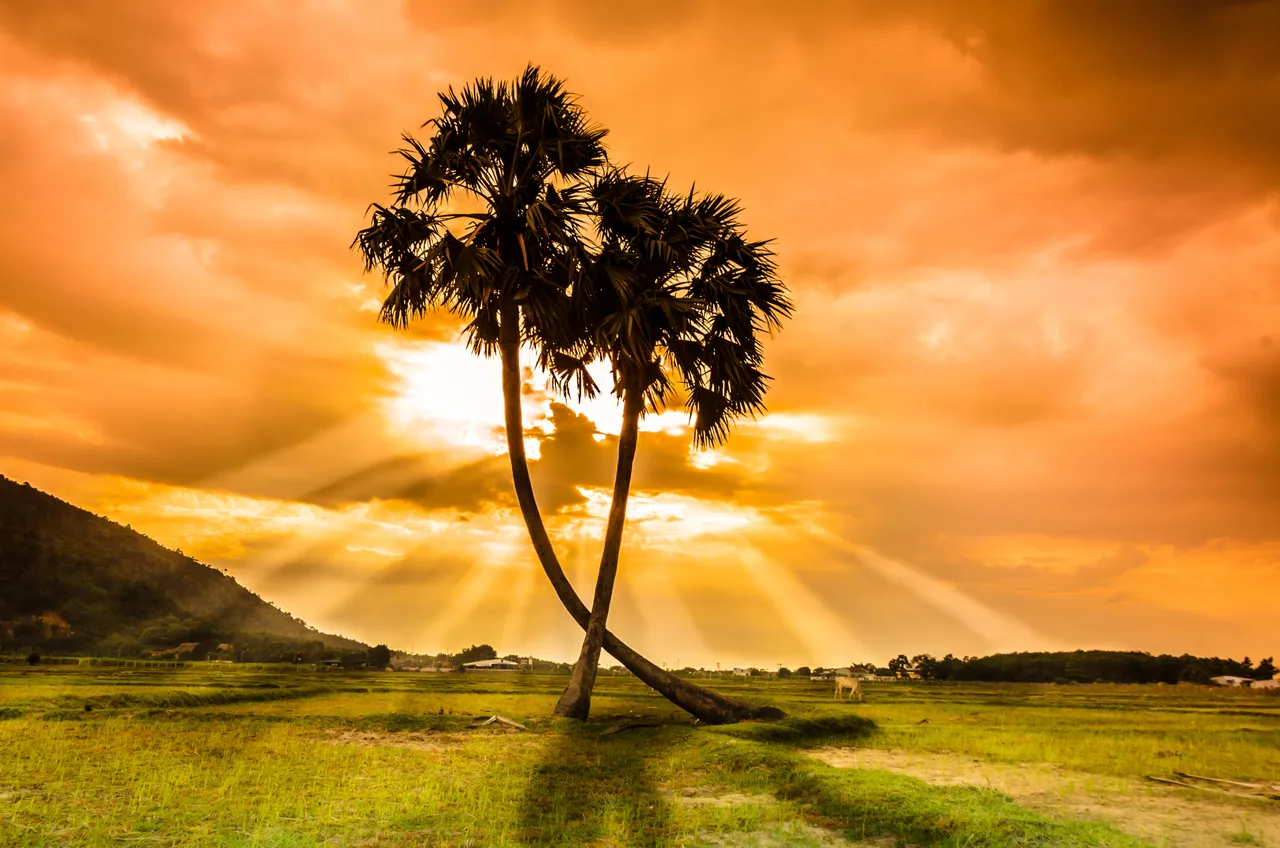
[0,475,366,660]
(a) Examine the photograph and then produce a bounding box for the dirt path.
[812,748,1280,848]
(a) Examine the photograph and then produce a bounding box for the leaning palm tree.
[553,170,793,719]
[355,67,781,724]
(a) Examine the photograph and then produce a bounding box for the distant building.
[1209,675,1255,687]
[731,668,751,677]
[462,659,521,670]
[1252,675,1280,690]
[319,658,368,670]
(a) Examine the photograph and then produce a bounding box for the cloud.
[1,1,1278,662]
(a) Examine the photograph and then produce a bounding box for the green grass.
[807,682,1280,782]
[2,666,1276,846]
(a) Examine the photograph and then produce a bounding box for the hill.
[0,474,367,659]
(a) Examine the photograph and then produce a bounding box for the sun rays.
[10,330,1055,666]
[808,526,1059,653]
[17,429,1059,666]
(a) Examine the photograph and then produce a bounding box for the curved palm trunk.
[498,303,782,724]
[553,384,641,719]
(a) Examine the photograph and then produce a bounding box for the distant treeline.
[901,650,1276,684]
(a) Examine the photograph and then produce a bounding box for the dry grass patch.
[814,747,1280,848]
[661,787,779,808]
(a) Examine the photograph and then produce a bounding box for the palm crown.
[576,169,793,447]
[355,66,789,447]
[354,65,607,374]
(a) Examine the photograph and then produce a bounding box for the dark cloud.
[305,454,513,513]
[0,345,380,487]
[409,0,1280,183]
[0,0,435,204]
[912,1,1280,174]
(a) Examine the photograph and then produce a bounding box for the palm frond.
[575,169,792,446]
[355,66,611,378]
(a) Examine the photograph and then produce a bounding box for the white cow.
[834,675,863,702]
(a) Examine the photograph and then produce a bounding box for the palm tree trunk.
[553,382,642,719]
[498,302,782,724]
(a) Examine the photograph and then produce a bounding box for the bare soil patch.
[694,821,891,846]
[322,729,464,751]
[813,747,1280,848]
[660,786,779,808]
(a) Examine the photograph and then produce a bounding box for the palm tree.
[553,170,794,719]
[355,67,781,724]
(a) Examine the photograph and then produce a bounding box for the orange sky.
[1,1,1277,667]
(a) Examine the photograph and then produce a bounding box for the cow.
[834,675,863,702]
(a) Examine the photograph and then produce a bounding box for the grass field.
[2,665,1278,847]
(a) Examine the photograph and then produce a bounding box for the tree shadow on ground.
[712,714,877,747]
[517,723,679,847]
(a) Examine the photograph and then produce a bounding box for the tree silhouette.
[554,170,792,719]
[1254,656,1276,680]
[367,644,392,670]
[355,66,780,724]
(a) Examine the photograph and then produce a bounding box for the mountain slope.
[0,474,364,655]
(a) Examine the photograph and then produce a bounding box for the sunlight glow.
[745,412,841,443]
[79,94,189,151]
[407,564,503,652]
[739,548,878,661]
[571,487,758,548]
[627,560,713,667]
[688,447,732,470]
[378,341,702,458]
[378,341,550,458]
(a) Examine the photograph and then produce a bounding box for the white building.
[462,659,522,670]
[1209,675,1255,687]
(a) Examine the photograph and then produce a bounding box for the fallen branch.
[1173,772,1266,792]
[470,715,527,731]
[1146,774,1280,801]
[600,720,661,736]
[1144,776,1197,790]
